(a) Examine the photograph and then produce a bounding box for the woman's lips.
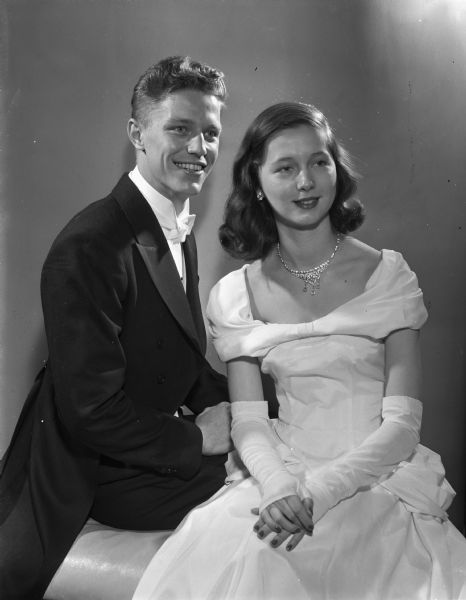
[294,197,319,209]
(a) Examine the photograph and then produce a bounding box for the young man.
[0,56,232,600]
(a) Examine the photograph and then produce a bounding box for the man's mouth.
[174,162,206,174]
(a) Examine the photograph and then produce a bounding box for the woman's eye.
[205,129,219,141]
[277,166,292,173]
[315,159,329,167]
[173,126,188,134]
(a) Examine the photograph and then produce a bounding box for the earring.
[257,190,264,201]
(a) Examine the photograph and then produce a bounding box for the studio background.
[1,0,465,529]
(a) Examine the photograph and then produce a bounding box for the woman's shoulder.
[211,261,260,294]
[342,237,414,279]
[206,261,273,361]
[343,236,381,266]
[207,261,259,322]
[334,236,381,288]
[338,238,423,303]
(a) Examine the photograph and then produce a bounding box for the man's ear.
[127,118,145,151]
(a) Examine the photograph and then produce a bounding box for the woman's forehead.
[262,125,328,161]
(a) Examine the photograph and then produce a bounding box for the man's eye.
[173,126,188,134]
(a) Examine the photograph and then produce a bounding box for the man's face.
[130,89,223,207]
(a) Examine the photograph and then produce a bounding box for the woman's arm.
[384,327,422,398]
[227,356,265,404]
[228,357,297,506]
[228,357,314,549]
[302,328,423,523]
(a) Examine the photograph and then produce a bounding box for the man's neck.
[129,166,189,219]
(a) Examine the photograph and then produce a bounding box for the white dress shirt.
[128,166,195,290]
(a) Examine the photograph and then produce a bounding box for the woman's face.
[258,124,337,231]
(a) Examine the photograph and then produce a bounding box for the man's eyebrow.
[165,117,222,132]
[165,117,194,125]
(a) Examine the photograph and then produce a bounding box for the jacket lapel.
[112,174,202,353]
[183,234,207,355]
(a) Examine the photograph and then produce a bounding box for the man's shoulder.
[45,175,136,260]
[65,195,123,233]
[57,175,134,235]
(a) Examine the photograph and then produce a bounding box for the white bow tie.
[164,214,196,244]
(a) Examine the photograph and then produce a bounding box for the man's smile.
[173,161,207,174]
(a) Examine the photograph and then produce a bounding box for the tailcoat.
[0,174,228,599]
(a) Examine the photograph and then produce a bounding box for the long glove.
[302,395,422,522]
[231,401,299,511]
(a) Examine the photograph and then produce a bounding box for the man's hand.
[252,495,314,551]
[195,402,233,455]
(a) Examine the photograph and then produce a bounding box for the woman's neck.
[276,221,339,269]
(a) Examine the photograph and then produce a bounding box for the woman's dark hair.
[219,102,365,260]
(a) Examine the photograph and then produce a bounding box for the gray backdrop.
[0,0,465,529]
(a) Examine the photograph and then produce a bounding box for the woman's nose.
[297,171,314,191]
[187,134,207,156]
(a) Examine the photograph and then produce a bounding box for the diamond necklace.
[276,234,343,294]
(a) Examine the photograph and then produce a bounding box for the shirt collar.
[128,166,191,229]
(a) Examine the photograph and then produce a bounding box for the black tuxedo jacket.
[0,174,228,598]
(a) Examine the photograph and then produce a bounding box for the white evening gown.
[133,250,466,600]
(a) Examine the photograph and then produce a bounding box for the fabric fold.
[207,250,428,362]
[380,444,455,521]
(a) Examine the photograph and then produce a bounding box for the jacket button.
[157,375,166,384]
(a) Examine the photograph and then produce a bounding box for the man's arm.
[41,230,204,480]
[184,359,232,455]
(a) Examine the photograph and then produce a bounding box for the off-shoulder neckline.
[240,249,392,326]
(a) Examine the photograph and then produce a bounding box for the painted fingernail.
[253,525,259,532]
[271,540,278,547]
[286,544,293,551]
[275,526,281,533]
[258,531,264,539]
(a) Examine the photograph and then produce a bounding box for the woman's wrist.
[260,472,300,512]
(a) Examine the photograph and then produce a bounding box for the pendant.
[303,282,318,295]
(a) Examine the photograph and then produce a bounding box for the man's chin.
[181,179,206,198]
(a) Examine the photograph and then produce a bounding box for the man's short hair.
[131,56,227,123]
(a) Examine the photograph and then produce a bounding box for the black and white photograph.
[1,1,465,598]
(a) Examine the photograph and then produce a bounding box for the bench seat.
[44,519,171,600]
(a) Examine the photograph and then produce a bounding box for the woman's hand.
[252,495,314,551]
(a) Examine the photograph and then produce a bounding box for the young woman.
[133,102,466,600]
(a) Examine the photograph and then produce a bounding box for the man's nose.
[187,133,207,156]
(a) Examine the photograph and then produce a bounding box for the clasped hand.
[253,495,314,552]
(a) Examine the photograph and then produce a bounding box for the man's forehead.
[147,89,223,122]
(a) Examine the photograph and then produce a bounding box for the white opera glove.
[231,401,299,511]
[302,395,422,523]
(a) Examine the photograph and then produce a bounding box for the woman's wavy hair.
[219,102,365,260]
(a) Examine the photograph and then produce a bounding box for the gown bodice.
[207,249,427,466]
